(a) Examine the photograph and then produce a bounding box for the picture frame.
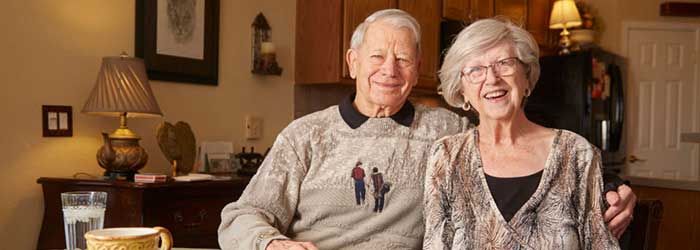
[196,141,234,173]
[207,153,238,174]
[135,0,220,85]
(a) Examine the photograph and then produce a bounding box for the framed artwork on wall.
[135,0,220,85]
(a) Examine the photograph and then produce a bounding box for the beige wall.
[0,0,295,249]
[584,0,700,55]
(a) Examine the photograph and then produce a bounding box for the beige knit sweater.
[218,104,467,250]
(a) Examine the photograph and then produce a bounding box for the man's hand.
[604,184,637,238]
[266,239,319,250]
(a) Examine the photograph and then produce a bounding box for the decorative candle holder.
[251,13,283,75]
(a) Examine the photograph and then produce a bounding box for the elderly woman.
[423,18,620,249]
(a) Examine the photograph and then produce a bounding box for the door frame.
[621,21,700,185]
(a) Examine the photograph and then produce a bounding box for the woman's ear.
[460,90,468,105]
[346,49,358,79]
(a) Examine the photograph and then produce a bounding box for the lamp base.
[103,170,137,181]
[558,47,572,55]
[97,133,148,181]
[558,27,573,55]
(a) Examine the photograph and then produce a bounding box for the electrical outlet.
[245,115,262,139]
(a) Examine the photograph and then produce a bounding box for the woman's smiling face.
[461,42,530,122]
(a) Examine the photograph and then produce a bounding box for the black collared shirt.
[338,93,415,129]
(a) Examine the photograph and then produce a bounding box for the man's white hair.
[349,9,421,54]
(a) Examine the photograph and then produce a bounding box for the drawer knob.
[173,209,207,228]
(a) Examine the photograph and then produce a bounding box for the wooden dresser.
[36,177,250,249]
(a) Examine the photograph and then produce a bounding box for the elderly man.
[218,9,635,250]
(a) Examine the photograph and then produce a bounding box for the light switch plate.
[42,105,72,137]
[245,115,262,139]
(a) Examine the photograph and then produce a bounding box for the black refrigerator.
[525,48,626,171]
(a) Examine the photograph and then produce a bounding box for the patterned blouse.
[423,128,620,250]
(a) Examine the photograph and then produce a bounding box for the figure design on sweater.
[350,161,366,206]
[371,167,391,213]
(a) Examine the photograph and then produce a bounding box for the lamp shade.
[549,0,582,29]
[82,55,162,117]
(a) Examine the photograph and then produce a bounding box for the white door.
[623,22,700,181]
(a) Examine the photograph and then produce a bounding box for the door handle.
[681,132,700,143]
[629,155,647,163]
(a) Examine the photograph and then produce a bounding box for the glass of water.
[61,191,107,250]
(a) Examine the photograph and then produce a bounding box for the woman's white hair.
[439,18,540,108]
[350,9,421,54]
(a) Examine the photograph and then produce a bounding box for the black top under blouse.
[485,170,543,222]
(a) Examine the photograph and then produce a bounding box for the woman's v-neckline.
[471,128,562,242]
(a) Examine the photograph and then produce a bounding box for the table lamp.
[549,0,582,55]
[82,52,163,180]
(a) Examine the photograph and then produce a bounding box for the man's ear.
[412,57,422,87]
[416,56,422,70]
[346,49,358,79]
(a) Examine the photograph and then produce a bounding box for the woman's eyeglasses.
[461,57,523,84]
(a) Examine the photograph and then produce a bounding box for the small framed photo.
[207,153,237,174]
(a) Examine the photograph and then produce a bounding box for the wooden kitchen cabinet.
[495,0,527,23]
[36,177,250,249]
[441,0,557,53]
[443,0,469,21]
[527,0,558,55]
[443,0,494,21]
[400,0,442,90]
[295,0,344,84]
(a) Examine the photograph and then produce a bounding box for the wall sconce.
[549,0,582,55]
[251,13,283,75]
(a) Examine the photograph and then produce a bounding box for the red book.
[134,173,167,183]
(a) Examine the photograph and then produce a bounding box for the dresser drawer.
[142,185,244,247]
[144,197,231,247]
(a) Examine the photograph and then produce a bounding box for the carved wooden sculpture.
[156,121,196,176]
